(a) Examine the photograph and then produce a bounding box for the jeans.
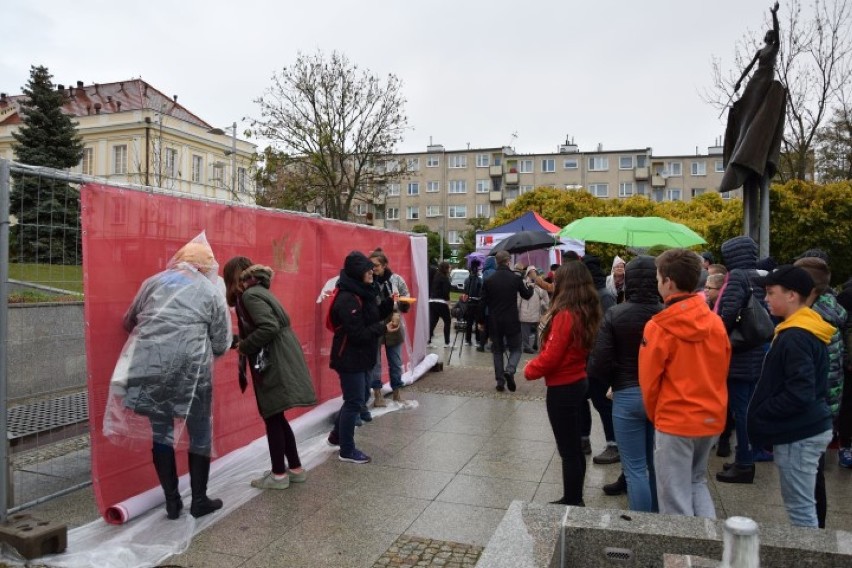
[581,377,616,443]
[331,370,368,455]
[520,322,537,351]
[612,387,657,512]
[728,379,755,465]
[150,411,212,455]
[774,429,832,527]
[654,431,716,518]
[490,326,522,382]
[370,342,404,391]
[546,379,588,505]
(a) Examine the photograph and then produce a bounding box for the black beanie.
[344,251,374,280]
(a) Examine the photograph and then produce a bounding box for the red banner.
[82,184,419,520]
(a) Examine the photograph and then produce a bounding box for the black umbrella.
[488,230,558,255]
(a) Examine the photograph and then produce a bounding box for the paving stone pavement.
[372,535,482,568]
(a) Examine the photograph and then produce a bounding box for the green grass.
[8,263,84,294]
[9,289,82,304]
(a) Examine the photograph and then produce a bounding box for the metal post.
[0,160,11,522]
[759,176,770,259]
[230,122,237,198]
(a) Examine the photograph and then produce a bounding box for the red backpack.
[324,288,363,332]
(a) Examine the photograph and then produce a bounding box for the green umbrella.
[558,216,707,247]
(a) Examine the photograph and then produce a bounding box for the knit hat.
[344,251,374,280]
[756,265,814,298]
[795,248,830,262]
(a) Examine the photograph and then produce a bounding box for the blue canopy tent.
[475,211,584,267]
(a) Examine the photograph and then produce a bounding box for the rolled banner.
[396,296,417,304]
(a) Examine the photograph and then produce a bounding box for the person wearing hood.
[714,236,769,484]
[639,249,730,519]
[223,258,317,490]
[606,256,627,304]
[369,249,411,405]
[588,256,663,512]
[835,277,852,470]
[581,255,618,463]
[748,266,835,528]
[326,251,396,464]
[107,240,231,520]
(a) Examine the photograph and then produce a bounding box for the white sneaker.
[443,344,450,349]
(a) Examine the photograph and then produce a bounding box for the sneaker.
[476,346,485,352]
[251,472,290,490]
[581,437,592,455]
[339,449,371,464]
[360,411,373,423]
[504,372,517,392]
[593,445,620,465]
[288,469,307,483]
[495,381,505,392]
[443,344,451,349]
[839,447,852,468]
[753,449,774,462]
[326,432,340,447]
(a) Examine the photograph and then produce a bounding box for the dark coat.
[718,236,768,383]
[588,256,663,391]
[481,264,533,335]
[237,267,317,418]
[747,328,832,447]
[583,255,616,313]
[329,271,393,373]
[430,272,451,301]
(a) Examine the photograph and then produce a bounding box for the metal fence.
[1,159,91,520]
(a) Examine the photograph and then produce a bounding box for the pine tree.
[11,65,84,264]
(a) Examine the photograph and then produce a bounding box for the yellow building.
[0,79,255,202]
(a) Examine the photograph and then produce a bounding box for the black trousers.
[546,379,589,505]
[429,302,451,344]
[264,413,301,475]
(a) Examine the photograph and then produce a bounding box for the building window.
[427,205,440,217]
[165,148,178,177]
[692,188,706,197]
[354,203,367,216]
[407,157,420,171]
[636,181,647,196]
[563,158,578,169]
[540,158,555,173]
[476,179,491,193]
[519,185,534,194]
[619,156,633,169]
[407,182,420,196]
[715,160,725,173]
[448,155,467,168]
[476,154,490,167]
[519,159,533,173]
[385,159,400,173]
[212,164,224,187]
[448,180,467,194]
[80,147,93,175]
[636,155,648,167]
[667,162,682,176]
[720,191,732,200]
[427,181,440,193]
[238,167,247,193]
[589,183,609,197]
[113,144,128,175]
[386,207,399,220]
[387,183,400,196]
[691,161,706,176]
[619,182,634,197]
[448,205,467,219]
[427,155,439,167]
[191,155,203,183]
[476,203,490,218]
[588,157,609,171]
[667,188,682,201]
[407,206,419,220]
[448,230,462,245]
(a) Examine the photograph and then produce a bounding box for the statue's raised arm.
[734,2,781,92]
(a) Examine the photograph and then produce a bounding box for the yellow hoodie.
[774,307,835,345]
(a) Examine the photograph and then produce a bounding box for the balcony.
[505,172,519,186]
[373,193,386,205]
[489,191,503,203]
[489,165,503,177]
[634,167,649,181]
[651,175,666,187]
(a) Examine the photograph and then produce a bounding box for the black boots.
[716,463,755,484]
[152,447,182,520]
[188,452,223,518]
[603,472,627,496]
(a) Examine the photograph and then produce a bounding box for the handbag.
[729,291,774,350]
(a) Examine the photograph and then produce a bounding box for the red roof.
[0,79,212,129]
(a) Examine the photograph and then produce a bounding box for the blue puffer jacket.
[717,236,768,383]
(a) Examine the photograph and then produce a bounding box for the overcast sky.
[3,0,789,156]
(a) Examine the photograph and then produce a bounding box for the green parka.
[237,265,317,418]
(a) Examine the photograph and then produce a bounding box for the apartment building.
[370,142,734,250]
[0,79,255,202]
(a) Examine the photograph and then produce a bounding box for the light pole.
[208,122,238,197]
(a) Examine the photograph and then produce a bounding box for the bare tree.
[706,0,852,182]
[251,50,408,221]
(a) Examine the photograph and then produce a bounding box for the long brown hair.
[223,256,253,307]
[542,261,602,350]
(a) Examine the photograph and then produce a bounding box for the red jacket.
[638,293,730,437]
[524,310,588,387]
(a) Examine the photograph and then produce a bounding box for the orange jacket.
[638,293,730,437]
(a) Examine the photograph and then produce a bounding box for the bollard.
[721,516,759,568]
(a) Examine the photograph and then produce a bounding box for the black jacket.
[718,236,768,383]
[588,256,663,391]
[329,272,393,373]
[430,272,451,301]
[481,264,534,334]
[747,327,832,446]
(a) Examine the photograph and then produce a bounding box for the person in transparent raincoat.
[104,237,231,520]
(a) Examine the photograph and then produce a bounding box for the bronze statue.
[720,2,787,193]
